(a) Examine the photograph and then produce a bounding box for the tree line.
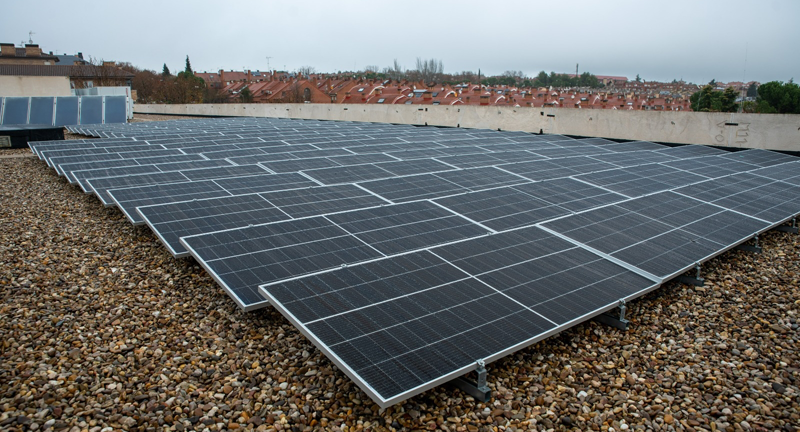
[123,56,224,104]
[363,59,604,88]
[690,79,799,113]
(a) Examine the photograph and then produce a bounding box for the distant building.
[0,64,134,89]
[0,42,132,89]
[0,43,59,65]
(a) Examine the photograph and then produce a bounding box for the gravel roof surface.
[1,131,798,431]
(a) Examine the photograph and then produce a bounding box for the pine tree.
[184,56,193,76]
[162,63,171,77]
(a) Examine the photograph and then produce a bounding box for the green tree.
[533,71,549,87]
[756,81,800,113]
[635,74,641,82]
[162,63,171,77]
[690,85,739,112]
[746,82,758,98]
[239,87,254,103]
[173,56,205,103]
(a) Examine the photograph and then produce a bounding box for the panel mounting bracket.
[449,360,491,402]
[678,262,705,286]
[776,217,799,234]
[593,299,630,331]
[735,234,762,254]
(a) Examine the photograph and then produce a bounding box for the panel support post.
[776,217,798,234]
[449,360,491,402]
[735,234,762,253]
[593,299,630,331]
[678,263,705,287]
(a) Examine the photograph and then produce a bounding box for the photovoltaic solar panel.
[500,156,616,181]
[261,226,657,407]
[213,172,318,195]
[259,184,387,218]
[262,158,342,173]
[110,180,230,224]
[304,164,395,184]
[359,174,468,203]
[542,191,771,280]
[103,96,127,124]
[575,164,708,197]
[88,171,192,205]
[433,167,529,190]
[1,97,29,125]
[656,144,724,157]
[324,201,487,255]
[659,155,759,179]
[674,173,800,224]
[719,149,799,167]
[29,97,55,125]
[749,161,800,186]
[63,154,209,183]
[589,150,678,168]
[74,166,162,192]
[138,194,290,256]
[181,217,385,310]
[79,96,103,125]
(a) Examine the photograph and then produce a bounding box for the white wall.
[0,76,72,97]
[135,103,800,152]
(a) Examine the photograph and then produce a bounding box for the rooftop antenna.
[739,43,748,113]
[265,56,272,71]
[28,31,35,44]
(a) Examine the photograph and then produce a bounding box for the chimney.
[25,44,41,57]
[0,43,15,56]
[246,70,251,81]
[77,52,83,60]
[219,69,225,84]
[423,91,432,101]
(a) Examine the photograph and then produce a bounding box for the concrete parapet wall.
[135,103,800,152]
[0,76,72,97]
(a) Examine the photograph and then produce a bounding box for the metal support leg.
[593,299,630,331]
[776,217,798,234]
[449,360,491,402]
[678,263,705,286]
[735,234,762,253]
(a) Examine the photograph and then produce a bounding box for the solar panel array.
[0,96,128,126]
[31,117,800,408]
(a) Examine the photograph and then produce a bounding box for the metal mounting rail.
[449,360,491,402]
[593,299,631,331]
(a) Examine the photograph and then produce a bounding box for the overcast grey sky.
[2,0,797,84]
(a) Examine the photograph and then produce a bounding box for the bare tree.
[70,56,130,88]
[363,65,380,73]
[412,58,444,84]
[451,70,477,83]
[383,59,405,81]
[297,66,316,77]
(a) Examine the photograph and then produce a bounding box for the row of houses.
[196,70,695,111]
